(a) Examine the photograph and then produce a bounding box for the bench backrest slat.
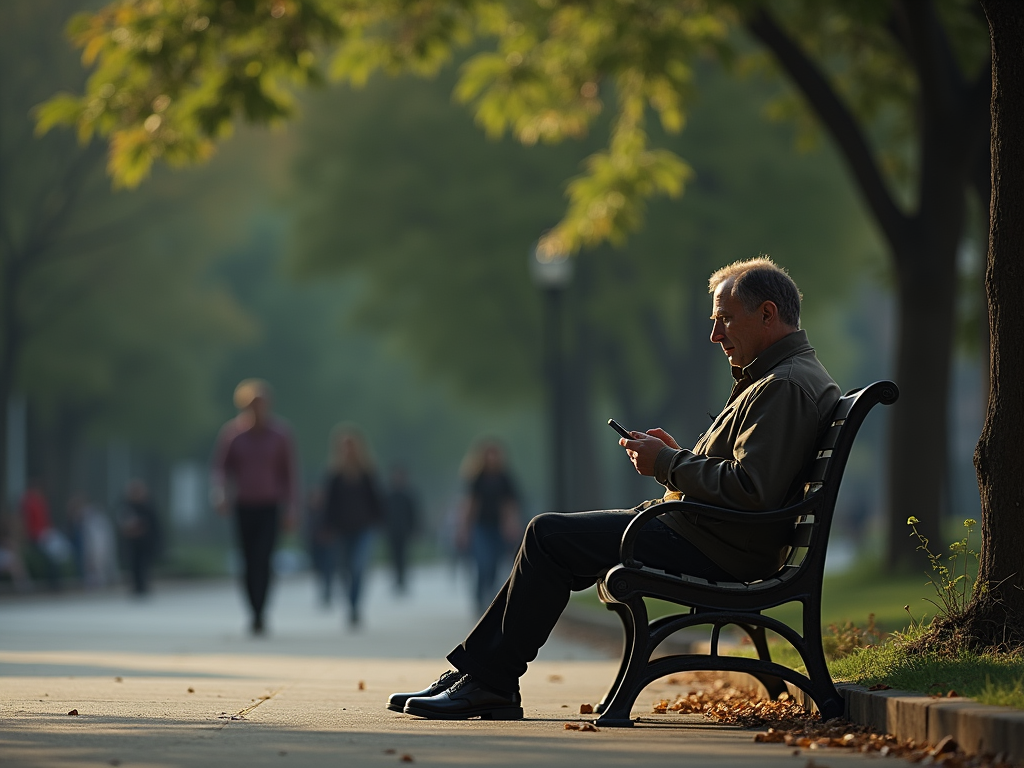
[786,381,899,570]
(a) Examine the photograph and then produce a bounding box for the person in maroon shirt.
[211,379,299,635]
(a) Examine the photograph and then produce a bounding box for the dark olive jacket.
[653,330,840,582]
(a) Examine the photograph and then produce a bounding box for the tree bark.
[973,0,1024,627]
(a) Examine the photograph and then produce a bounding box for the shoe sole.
[403,703,524,720]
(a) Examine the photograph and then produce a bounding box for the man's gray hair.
[708,256,802,328]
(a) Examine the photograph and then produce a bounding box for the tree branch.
[746,7,910,252]
[892,0,966,121]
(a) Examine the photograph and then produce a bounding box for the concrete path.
[1,565,905,767]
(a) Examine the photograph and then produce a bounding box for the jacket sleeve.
[653,378,820,511]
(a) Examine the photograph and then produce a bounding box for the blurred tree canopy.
[39,0,992,568]
[288,62,881,508]
[0,0,253,509]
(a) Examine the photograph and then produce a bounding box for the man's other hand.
[619,429,678,476]
[645,428,680,450]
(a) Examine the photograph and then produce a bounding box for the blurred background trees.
[1,0,253,515]
[1,0,993,582]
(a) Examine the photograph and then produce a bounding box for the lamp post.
[529,240,573,511]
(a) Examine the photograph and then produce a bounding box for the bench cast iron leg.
[595,601,635,715]
[595,597,651,727]
[800,600,845,720]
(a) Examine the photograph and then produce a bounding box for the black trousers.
[447,509,736,694]
[235,503,279,622]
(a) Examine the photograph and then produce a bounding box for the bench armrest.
[619,495,821,566]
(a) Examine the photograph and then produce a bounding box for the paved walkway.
[1,565,905,767]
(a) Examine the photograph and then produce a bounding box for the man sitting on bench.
[388,256,840,720]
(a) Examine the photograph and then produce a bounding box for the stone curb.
[839,684,1024,762]
[559,603,1024,761]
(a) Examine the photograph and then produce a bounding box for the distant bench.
[593,380,899,726]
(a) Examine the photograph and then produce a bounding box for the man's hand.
[620,429,680,476]
[645,428,680,449]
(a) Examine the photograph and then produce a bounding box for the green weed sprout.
[906,516,980,620]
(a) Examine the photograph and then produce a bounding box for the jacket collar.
[729,329,812,398]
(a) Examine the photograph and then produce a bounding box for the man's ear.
[761,301,779,325]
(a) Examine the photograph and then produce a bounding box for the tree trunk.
[972,0,1024,631]
[885,244,956,568]
[885,116,970,568]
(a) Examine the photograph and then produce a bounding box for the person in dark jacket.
[322,426,382,628]
[457,440,522,614]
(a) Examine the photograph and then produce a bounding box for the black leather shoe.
[387,670,461,713]
[403,674,523,720]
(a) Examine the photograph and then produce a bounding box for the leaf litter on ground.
[651,674,1018,768]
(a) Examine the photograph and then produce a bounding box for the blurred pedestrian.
[119,479,162,596]
[211,379,299,636]
[0,510,31,591]
[458,440,522,614]
[322,426,382,628]
[384,465,420,595]
[19,480,67,590]
[69,492,118,588]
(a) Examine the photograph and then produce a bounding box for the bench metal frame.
[594,380,899,727]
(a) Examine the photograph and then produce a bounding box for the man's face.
[710,279,771,369]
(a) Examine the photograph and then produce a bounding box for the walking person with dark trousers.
[322,427,383,629]
[119,478,161,596]
[211,379,299,636]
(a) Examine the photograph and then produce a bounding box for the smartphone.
[607,418,634,441]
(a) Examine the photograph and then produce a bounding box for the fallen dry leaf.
[358,681,365,691]
[946,690,960,698]
[68,709,79,716]
[579,703,594,714]
[653,674,1015,768]
[564,722,599,732]
[187,687,195,693]
[400,755,414,763]
[548,674,563,683]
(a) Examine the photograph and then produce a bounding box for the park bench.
[593,380,899,727]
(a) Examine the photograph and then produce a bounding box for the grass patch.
[829,625,1024,708]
